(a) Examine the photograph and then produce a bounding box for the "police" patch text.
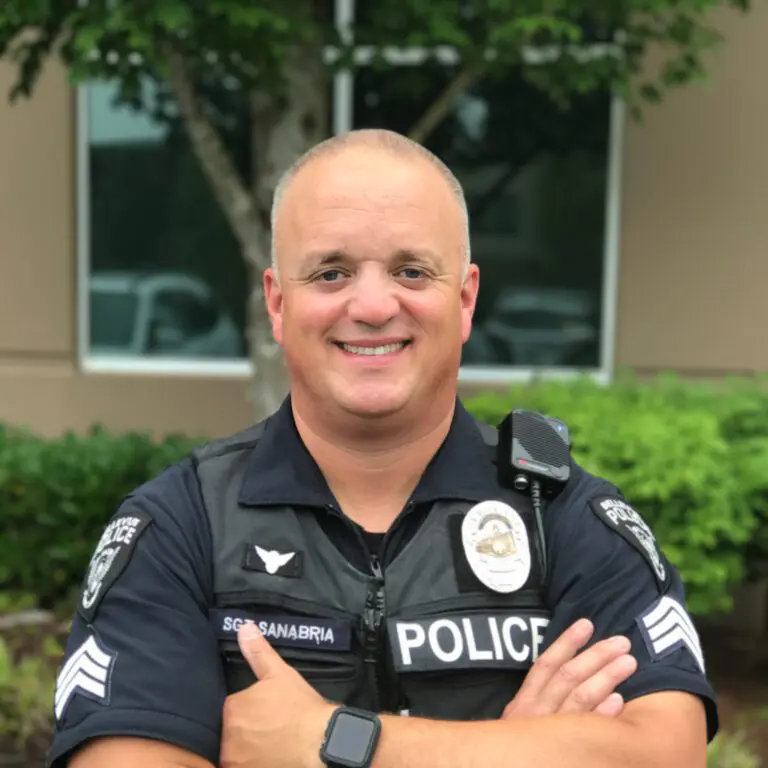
[389,611,550,672]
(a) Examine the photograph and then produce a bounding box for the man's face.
[264,146,479,420]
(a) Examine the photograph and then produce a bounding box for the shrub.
[0,632,61,760]
[708,728,763,768]
[464,374,768,616]
[0,425,201,609]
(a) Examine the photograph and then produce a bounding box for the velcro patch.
[588,496,669,590]
[78,510,153,623]
[210,609,352,651]
[388,611,550,673]
[242,544,303,578]
[449,514,489,593]
[637,595,706,673]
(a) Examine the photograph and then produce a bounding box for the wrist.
[304,702,338,768]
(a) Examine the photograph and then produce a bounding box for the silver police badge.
[461,500,531,594]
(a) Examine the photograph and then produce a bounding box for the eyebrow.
[298,248,445,273]
[297,250,348,274]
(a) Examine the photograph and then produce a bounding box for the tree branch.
[407,62,485,145]
[163,45,267,267]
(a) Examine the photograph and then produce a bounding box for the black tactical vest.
[192,418,552,721]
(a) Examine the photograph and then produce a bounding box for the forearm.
[371,713,681,768]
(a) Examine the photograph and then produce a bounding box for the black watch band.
[319,706,382,768]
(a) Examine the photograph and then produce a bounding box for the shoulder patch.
[78,510,153,623]
[637,595,705,673]
[54,631,117,722]
[587,495,669,589]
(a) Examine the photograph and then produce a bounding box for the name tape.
[209,609,352,651]
[388,611,550,672]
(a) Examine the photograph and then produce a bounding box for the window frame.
[76,0,624,383]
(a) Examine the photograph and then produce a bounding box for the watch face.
[325,712,378,764]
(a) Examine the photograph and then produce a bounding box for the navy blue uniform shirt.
[47,398,717,766]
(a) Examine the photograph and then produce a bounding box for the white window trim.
[76,0,624,384]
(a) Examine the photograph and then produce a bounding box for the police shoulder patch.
[587,495,669,590]
[78,509,153,623]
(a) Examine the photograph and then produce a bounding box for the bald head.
[269,129,471,274]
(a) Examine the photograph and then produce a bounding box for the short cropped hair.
[269,129,471,275]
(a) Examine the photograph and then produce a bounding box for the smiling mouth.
[335,341,411,356]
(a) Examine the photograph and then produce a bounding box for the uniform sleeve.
[542,477,718,742]
[46,460,226,767]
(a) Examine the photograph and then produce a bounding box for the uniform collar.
[239,395,499,509]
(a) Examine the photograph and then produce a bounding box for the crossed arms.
[69,618,708,768]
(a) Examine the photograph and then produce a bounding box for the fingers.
[509,618,638,719]
[559,652,637,715]
[515,618,595,700]
[237,622,285,681]
[538,635,634,713]
[594,692,624,717]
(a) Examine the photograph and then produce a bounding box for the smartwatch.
[319,706,382,768]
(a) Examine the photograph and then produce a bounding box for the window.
[79,78,252,369]
[78,0,621,379]
[350,62,616,373]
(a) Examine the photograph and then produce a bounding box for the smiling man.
[48,129,714,768]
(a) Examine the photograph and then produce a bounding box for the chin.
[333,386,413,420]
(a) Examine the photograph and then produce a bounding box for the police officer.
[48,129,715,768]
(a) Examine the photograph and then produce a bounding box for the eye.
[398,267,426,280]
[317,269,344,282]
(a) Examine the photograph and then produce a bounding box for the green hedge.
[1,374,767,616]
[466,374,768,615]
[0,425,203,609]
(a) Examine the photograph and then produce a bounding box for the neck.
[291,396,456,531]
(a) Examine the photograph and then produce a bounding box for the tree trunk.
[165,39,327,421]
[246,37,328,419]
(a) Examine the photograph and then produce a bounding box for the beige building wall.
[0,4,766,439]
[616,4,768,375]
[0,62,253,439]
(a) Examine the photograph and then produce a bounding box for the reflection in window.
[85,79,250,360]
[354,63,611,368]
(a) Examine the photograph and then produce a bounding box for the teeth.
[341,342,406,356]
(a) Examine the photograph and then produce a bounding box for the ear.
[460,263,480,344]
[263,267,284,346]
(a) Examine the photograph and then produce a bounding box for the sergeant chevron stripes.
[54,635,116,721]
[638,596,705,673]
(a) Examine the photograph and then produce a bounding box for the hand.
[219,623,335,768]
[502,618,637,720]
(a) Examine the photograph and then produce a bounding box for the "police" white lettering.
[94,516,142,552]
[222,617,335,646]
[395,615,549,667]
[601,499,652,536]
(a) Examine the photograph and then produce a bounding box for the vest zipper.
[362,555,387,711]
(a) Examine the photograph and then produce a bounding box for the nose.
[346,270,400,328]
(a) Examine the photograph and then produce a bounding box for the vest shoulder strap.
[473,417,499,451]
[190,418,269,466]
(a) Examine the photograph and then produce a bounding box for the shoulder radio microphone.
[496,409,572,578]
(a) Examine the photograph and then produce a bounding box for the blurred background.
[0,1,766,765]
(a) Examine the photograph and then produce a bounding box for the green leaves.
[0,0,754,118]
[466,374,768,617]
[0,426,203,608]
